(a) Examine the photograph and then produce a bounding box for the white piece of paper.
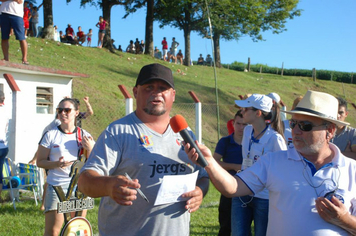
[154,171,199,206]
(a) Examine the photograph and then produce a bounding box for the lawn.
[0,182,221,236]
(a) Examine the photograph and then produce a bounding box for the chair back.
[17,163,40,191]
[2,157,15,189]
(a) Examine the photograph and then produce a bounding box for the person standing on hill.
[96,16,108,48]
[0,0,29,64]
[161,37,168,61]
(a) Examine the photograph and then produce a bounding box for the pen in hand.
[124,172,149,203]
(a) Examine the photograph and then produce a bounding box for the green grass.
[0,184,221,235]
[1,36,355,235]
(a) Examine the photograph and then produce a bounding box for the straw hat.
[282,90,349,127]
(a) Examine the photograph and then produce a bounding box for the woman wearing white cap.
[232,94,287,236]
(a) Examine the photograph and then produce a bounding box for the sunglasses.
[289,120,326,132]
[56,108,72,114]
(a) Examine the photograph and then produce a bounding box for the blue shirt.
[214,133,243,175]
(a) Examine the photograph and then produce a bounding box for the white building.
[0,61,88,164]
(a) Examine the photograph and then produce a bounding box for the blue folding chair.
[2,157,41,210]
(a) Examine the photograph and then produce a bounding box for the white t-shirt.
[238,143,356,235]
[40,126,91,186]
[241,125,287,199]
[0,1,24,18]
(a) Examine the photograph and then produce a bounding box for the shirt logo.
[139,134,153,147]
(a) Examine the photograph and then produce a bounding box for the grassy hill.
[8,36,356,147]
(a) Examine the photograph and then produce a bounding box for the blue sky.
[37,0,355,72]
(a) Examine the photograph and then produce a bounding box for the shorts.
[163,49,168,57]
[44,183,76,213]
[0,13,25,40]
[99,29,106,34]
[24,19,29,30]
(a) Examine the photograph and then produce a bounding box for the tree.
[123,0,154,56]
[200,0,301,67]
[41,0,54,40]
[155,0,205,66]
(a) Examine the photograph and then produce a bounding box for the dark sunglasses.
[56,108,72,114]
[289,120,326,132]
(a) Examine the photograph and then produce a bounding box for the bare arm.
[78,169,141,206]
[184,141,252,197]
[82,97,93,118]
[213,152,241,172]
[36,145,73,169]
[315,196,356,235]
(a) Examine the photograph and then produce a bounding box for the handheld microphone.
[170,115,209,168]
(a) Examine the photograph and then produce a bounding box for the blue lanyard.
[248,125,269,152]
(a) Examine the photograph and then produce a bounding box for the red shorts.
[24,19,29,30]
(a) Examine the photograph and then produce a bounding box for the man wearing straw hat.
[184,90,356,235]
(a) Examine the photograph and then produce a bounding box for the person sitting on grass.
[197,54,205,65]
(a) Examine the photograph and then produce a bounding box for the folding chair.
[2,157,41,210]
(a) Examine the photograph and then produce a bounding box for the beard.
[293,135,325,155]
[143,106,167,116]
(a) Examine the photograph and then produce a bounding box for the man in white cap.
[185,90,356,235]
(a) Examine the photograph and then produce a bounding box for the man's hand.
[184,141,213,167]
[181,186,204,213]
[107,175,141,206]
[315,196,350,226]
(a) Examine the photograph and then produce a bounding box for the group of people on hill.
[197,53,213,66]
[160,36,183,64]
[57,16,108,48]
[125,38,145,54]
[23,1,43,38]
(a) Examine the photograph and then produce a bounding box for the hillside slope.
[7,37,356,147]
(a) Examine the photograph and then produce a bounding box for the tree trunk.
[213,33,221,68]
[144,0,154,56]
[183,28,191,66]
[102,0,115,52]
[183,5,192,66]
[41,0,53,40]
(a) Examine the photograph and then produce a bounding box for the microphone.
[170,115,209,168]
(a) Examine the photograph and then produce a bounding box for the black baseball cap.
[135,63,174,89]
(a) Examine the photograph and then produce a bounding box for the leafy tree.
[200,0,301,67]
[123,0,154,56]
[155,0,205,66]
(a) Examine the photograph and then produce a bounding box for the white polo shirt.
[238,143,356,235]
[241,125,287,199]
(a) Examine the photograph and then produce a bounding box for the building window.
[36,87,53,114]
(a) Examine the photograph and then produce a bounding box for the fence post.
[281,62,284,76]
[188,91,202,144]
[351,73,354,84]
[312,68,316,82]
[260,66,262,73]
[118,85,133,115]
[247,57,251,72]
